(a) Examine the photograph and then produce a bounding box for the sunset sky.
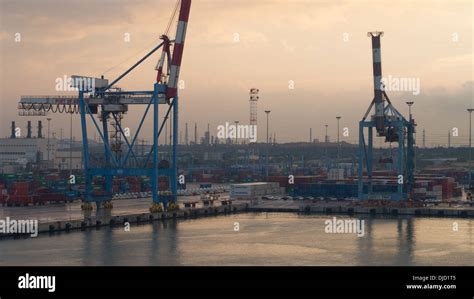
[0,0,472,146]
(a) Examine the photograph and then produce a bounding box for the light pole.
[406,101,414,120]
[70,113,73,173]
[264,110,271,179]
[406,101,416,173]
[336,116,341,160]
[468,108,474,191]
[165,119,168,145]
[234,120,239,144]
[47,118,52,162]
[324,124,328,156]
[265,110,271,144]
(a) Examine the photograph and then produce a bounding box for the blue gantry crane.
[17,0,192,212]
[358,32,415,201]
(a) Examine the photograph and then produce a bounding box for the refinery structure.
[0,0,473,234]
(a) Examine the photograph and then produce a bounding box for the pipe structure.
[11,121,16,138]
[185,122,188,145]
[37,121,43,138]
[27,121,32,138]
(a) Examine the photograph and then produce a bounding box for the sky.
[0,0,472,146]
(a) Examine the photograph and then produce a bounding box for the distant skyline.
[0,0,472,146]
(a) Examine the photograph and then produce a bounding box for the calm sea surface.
[0,213,472,266]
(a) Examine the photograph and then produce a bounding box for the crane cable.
[102,0,181,76]
[164,0,180,36]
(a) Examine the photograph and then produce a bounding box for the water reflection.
[356,217,416,265]
[82,229,94,266]
[0,213,472,266]
[356,217,374,265]
[395,217,415,265]
[101,228,114,266]
[149,220,179,266]
[149,222,161,265]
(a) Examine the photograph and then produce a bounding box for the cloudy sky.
[0,0,472,146]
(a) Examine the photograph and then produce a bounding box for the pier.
[1,196,473,238]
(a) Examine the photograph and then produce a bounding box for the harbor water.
[0,212,472,266]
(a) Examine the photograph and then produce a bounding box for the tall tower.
[37,121,43,138]
[10,121,16,138]
[194,122,197,144]
[249,88,259,141]
[422,128,426,148]
[185,122,189,145]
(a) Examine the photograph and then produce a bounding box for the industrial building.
[0,121,56,166]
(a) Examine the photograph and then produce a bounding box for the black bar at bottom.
[0,266,472,298]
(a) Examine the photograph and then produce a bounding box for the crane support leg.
[152,83,160,204]
[171,96,178,203]
[358,121,365,199]
[79,91,91,203]
[397,122,404,201]
[102,110,113,201]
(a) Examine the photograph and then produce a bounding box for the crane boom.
[166,0,191,101]
[18,93,167,116]
[368,31,385,134]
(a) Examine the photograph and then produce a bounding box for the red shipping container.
[8,195,33,206]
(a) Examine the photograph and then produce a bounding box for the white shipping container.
[230,182,282,199]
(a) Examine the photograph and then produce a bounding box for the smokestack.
[37,120,43,138]
[194,122,197,144]
[27,121,32,138]
[185,122,188,145]
[11,121,16,138]
[368,31,385,134]
[207,123,210,145]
